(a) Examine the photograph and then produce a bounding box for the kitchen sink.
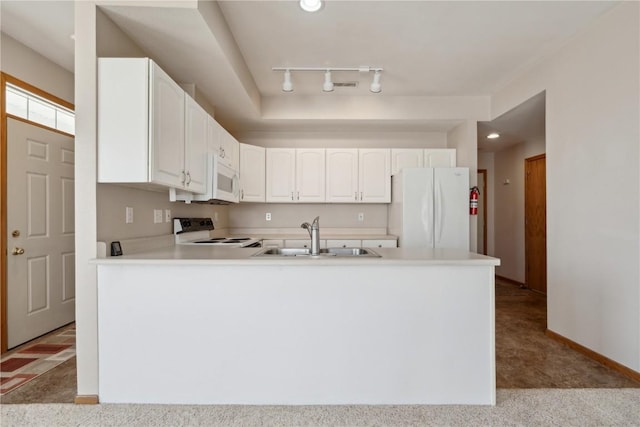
[253,247,381,257]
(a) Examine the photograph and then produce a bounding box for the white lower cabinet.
[326,239,361,248]
[262,239,284,248]
[362,239,397,248]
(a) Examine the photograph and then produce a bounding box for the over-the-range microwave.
[170,154,239,204]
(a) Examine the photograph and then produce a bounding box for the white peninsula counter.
[94,246,499,405]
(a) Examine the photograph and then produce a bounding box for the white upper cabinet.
[149,63,186,188]
[207,118,239,171]
[296,149,325,203]
[326,149,359,203]
[266,148,326,203]
[326,149,390,203]
[359,149,391,203]
[98,58,205,192]
[266,148,296,202]
[184,95,208,194]
[392,148,456,174]
[391,149,424,175]
[239,143,266,202]
[424,149,456,167]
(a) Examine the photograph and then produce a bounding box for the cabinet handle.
[186,172,192,185]
[180,170,186,185]
[360,192,363,201]
[291,192,294,201]
[355,192,358,201]
[297,191,300,200]
[241,189,244,200]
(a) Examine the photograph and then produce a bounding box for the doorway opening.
[1,73,75,353]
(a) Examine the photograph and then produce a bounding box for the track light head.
[322,70,334,92]
[370,70,382,93]
[300,0,322,12]
[282,69,293,92]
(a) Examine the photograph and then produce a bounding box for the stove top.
[173,218,261,248]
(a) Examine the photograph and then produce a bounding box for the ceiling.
[0,1,618,149]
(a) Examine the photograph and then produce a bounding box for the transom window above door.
[5,83,75,135]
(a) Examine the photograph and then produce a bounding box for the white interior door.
[7,118,75,349]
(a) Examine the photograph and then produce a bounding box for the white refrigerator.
[388,168,469,250]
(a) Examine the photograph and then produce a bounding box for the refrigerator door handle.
[421,192,433,246]
[435,181,443,243]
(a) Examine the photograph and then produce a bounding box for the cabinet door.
[424,149,456,167]
[296,149,325,202]
[239,143,265,202]
[326,239,361,248]
[266,148,296,202]
[220,130,239,171]
[149,62,185,188]
[184,96,207,194]
[391,149,423,175]
[359,149,391,203]
[326,149,358,203]
[362,239,397,248]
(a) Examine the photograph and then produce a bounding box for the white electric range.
[173,218,262,248]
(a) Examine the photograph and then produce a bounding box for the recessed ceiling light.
[487,133,500,139]
[300,0,322,12]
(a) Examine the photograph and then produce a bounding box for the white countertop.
[93,245,500,266]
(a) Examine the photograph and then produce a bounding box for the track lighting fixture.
[282,69,293,92]
[322,70,334,92]
[370,70,382,93]
[272,66,384,93]
[299,0,322,12]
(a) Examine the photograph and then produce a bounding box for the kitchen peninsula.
[94,245,499,405]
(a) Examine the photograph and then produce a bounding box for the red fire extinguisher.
[470,186,480,215]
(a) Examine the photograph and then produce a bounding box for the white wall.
[447,122,478,251]
[478,151,495,256]
[492,2,639,372]
[492,139,545,282]
[0,33,74,103]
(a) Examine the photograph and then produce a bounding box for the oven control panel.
[173,218,214,234]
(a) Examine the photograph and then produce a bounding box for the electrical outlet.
[154,209,163,224]
[164,209,172,223]
[213,212,219,222]
[125,207,134,224]
[358,212,364,222]
[265,212,272,221]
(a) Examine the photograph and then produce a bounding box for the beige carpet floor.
[2,389,640,426]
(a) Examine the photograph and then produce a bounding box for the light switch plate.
[154,209,163,224]
[358,213,364,221]
[125,207,134,224]
[164,209,171,222]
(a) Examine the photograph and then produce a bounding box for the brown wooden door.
[525,154,546,293]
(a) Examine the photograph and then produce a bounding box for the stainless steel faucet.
[300,216,320,256]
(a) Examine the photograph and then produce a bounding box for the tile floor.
[1,279,637,404]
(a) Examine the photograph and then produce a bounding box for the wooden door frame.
[477,169,488,255]
[524,153,546,293]
[0,72,74,353]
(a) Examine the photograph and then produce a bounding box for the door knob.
[12,248,25,255]
[12,230,20,238]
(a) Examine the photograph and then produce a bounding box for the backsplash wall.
[97,184,229,243]
[227,203,388,232]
